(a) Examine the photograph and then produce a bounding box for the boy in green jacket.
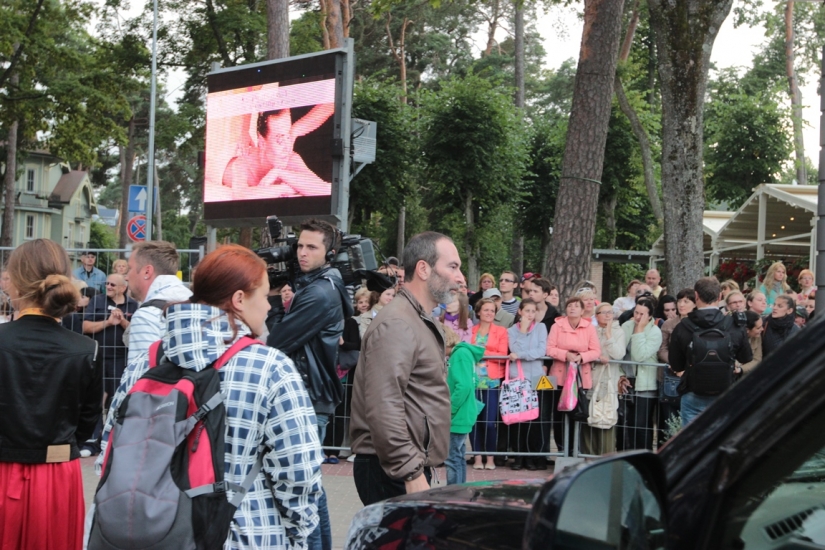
[444,326,486,485]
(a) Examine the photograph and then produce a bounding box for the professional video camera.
[256,215,381,287]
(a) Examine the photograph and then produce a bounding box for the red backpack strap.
[148,340,164,368]
[213,336,263,370]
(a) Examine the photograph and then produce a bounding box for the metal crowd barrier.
[321,355,678,464]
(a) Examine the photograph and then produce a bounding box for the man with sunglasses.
[81,274,138,456]
[498,271,521,315]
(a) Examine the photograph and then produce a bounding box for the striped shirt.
[99,303,323,549]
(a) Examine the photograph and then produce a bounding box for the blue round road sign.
[127,215,147,242]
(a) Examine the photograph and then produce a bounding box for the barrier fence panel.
[320,356,676,465]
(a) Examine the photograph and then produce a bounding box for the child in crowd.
[443,325,486,485]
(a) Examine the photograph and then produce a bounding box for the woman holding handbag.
[506,299,548,470]
[470,299,509,470]
[583,303,626,455]
[546,297,601,457]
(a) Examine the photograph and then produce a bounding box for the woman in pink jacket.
[546,296,602,454]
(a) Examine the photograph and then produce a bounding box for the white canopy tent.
[650,184,818,270]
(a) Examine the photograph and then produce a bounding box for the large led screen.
[203,52,343,224]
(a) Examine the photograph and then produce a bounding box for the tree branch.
[0,0,47,91]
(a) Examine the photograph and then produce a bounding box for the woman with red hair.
[97,244,323,549]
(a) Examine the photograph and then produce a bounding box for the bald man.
[646,269,664,298]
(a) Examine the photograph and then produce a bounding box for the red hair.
[190,245,267,337]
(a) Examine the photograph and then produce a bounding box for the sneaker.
[327,456,340,464]
[347,454,356,462]
[80,448,93,458]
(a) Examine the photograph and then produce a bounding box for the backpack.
[682,316,735,396]
[88,336,262,550]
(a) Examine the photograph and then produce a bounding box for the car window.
[719,407,825,549]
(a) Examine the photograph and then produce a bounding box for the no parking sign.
[127,215,147,242]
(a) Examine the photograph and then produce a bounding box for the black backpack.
[682,316,735,396]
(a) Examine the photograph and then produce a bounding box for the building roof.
[50,171,89,203]
[714,184,816,259]
[650,210,735,256]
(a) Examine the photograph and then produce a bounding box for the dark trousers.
[353,454,432,506]
[621,394,657,451]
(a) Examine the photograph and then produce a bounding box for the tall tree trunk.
[545,0,625,299]
[387,14,412,103]
[396,205,406,256]
[320,0,331,49]
[511,235,524,276]
[119,118,136,248]
[326,0,344,48]
[514,1,524,108]
[615,77,663,222]
[267,0,290,60]
[1,118,18,247]
[483,0,501,57]
[785,0,807,185]
[464,192,477,287]
[341,0,351,38]
[648,0,732,293]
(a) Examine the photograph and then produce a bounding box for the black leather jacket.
[267,266,354,415]
[0,316,102,463]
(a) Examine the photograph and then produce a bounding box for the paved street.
[81,455,552,549]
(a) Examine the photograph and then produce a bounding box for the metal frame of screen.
[202,40,353,229]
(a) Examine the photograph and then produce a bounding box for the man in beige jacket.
[350,231,463,505]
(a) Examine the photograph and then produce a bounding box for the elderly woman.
[759,261,791,313]
[576,288,598,324]
[546,296,601,458]
[581,303,626,455]
[619,297,662,451]
[797,269,815,300]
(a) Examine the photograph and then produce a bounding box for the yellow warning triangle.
[536,376,554,390]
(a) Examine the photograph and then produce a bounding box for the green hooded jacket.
[448,342,487,434]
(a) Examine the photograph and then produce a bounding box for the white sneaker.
[347,454,355,462]
[80,449,92,458]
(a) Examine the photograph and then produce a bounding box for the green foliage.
[88,220,120,268]
[704,68,791,208]
[290,11,325,55]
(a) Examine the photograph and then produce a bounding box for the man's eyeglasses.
[105,282,118,287]
[499,278,515,283]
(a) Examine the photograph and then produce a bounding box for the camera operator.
[265,218,353,550]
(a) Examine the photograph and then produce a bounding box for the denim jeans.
[446,433,468,485]
[308,414,332,550]
[680,392,717,427]
[470,388,499,455]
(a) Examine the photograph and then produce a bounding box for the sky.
[532,3,820,175]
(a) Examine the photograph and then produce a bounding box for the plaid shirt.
[98,303,323,549]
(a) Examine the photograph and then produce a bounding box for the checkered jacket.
[98,303,323,549]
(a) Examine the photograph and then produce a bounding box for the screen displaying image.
[204,79,335,202]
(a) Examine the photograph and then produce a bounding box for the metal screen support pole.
[817,45,825,317]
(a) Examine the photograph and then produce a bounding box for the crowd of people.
[0,226,816,548]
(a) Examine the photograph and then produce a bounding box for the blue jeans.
[446,433,468,485]
[470,388,499,455]
[680,392,717,427]
[308,414,332,550]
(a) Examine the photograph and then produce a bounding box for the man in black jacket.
[266,218,353,550]
[669,277,752,426]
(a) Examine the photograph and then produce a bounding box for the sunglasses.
[105,282,119,287]
[499,278,514,283]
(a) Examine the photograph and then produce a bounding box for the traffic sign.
[536,375,555,390]
[129,186,147,213]
[127,215,147,242]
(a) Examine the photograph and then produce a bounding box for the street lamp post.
[145,0,158,240]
